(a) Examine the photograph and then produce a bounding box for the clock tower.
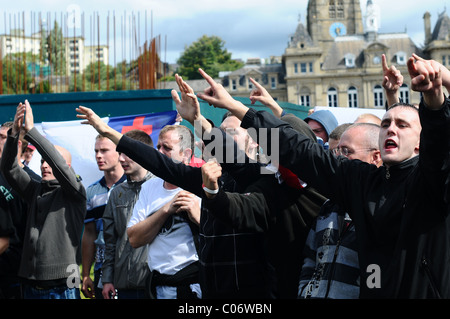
[307,0,364,44]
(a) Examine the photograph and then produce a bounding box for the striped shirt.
[298,200,360,299]
[85,175,126,270]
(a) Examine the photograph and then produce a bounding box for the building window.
[443,55,447,66]
[248,78,258,90]
[329,0,344,18]
[337,0,344,18]
[396,52,407,65]
[348,86,358,108]
[399,84,409,104]
[329,0,336,18]
[232,79,237,91]
[271,77,276,89]
[373,85,384,108]
[328,87,338,107]
[295,62,313,74]
[300,63,307,73]
[300,95,310,107]
[345,54,355,68]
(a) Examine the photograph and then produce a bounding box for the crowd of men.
[0,53,449,300]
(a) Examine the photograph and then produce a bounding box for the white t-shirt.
[127,177,201,298]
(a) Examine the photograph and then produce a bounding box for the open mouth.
[384,139,397,150]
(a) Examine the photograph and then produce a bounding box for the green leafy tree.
[47,21,66,76]
[177,35,243,79]
[68,61,129,92]
[1,52,49,94]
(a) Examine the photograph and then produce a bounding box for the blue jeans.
[23,284,80,299]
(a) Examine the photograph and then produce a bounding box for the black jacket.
[116,134,275,299]
[204,173,326,298]
[240,100,450,299]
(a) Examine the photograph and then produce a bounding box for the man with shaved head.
[195,54,450,298]
[0,100,86,299]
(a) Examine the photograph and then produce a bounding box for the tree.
[47,21,66,76]
[1,52,49,94]
[177,35,243,79]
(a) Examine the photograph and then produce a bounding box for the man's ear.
[247,135,258,149]
[372,150,383,167]
[414,140,420,156]
[183,148,193,163]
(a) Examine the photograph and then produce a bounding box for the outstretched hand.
[382,54,403,94]
[196,68,235,109]
[12,100,34,136]
[171,74,201,125]
[249,78,284,118]
[12,103,25,136]
[407,56,442,91]
[76,106,109,134]
[196,68,249,120]
[75,105,122,144]
[408,55,444,109]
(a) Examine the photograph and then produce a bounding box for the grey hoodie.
[0,127,86,282]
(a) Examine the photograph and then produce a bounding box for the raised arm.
[0,103,33,199]
[196,68,250,120]
[24,101,84,198]
[408,55,449,209]
[249,77,284,118]
[171,74,212,137]
[76,105,203,195]
[76,105,122,144]
[408,56,445,109]
[412,53,450,94]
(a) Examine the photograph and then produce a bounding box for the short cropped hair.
[159,125,194,154]
[387,102,419,112]
[123,129,154,147]
[329,123,352,141]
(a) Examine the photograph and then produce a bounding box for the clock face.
[329,22,347,38]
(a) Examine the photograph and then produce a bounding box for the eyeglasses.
[332,146,377,157]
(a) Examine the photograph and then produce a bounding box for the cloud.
[2,0,447,64]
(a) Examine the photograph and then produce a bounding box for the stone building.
[221,57,287,101]
[284,0,422,108]
[221,0,450,109]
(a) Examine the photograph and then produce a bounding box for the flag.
[107,110,178,145]
[29,111,177,187]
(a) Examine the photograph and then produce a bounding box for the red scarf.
[277,165,305,189]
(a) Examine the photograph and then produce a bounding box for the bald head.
[354,113,382,126]
[55,145,72,166]
[337,123,382,167]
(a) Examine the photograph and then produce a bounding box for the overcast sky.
[2,0,449,64]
